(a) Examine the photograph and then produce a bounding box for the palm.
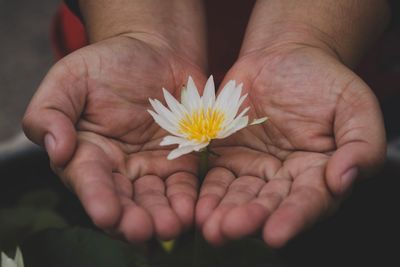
[197,46,386,247]
[74,36,201,180]
[24,35,206,241]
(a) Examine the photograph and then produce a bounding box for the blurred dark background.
[0,1,400,267]
[0,0,59,141]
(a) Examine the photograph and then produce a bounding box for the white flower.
[1,247,24,267]
[148,75,267,160]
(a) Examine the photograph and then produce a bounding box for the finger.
[216,65,252,96]
[116,196,154,243]
[127,152,198,181]
[195,167,236,227]
[22,57,87,167]
[327,81,386,195]
[59,141,122,230]
[133,175,182,240]
[209,147,282,180]
[166,172,199,230]
[263,168,334,248]
[221,178,291,240]
[202,175,265,245]
[102,173,154,243]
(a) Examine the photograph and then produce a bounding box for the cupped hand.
[196,44,386,247]
[22,34,206,241]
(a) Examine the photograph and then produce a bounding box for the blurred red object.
[51,3,87,60]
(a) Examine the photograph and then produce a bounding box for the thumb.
[22,58,87,167]
[325,81,386,196]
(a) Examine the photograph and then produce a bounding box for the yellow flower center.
[178,108,225,142]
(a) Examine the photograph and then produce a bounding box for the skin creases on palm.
[198,46,384,247]
[47,36,207,241]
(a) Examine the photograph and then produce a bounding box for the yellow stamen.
[178,108,225,142]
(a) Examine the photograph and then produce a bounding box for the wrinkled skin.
[196,44,386,248]
[23,34,386,247]
[23,35,207,241]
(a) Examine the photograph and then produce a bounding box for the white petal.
[181,85,188,104]
[226,92,248,122]
[149,99,178,125]
[167,145,197,160]
[178,139,197,148]
[202,75,216,110]
[218,116,249,139]
[162,88,187,120]
[160,135,187,146]
[148,110,181,136]
[221,106,250,129]
[250,117,268,125]
[236,106,250,119]
[214,81,246,125]
[214,80,236,111]
[14,248,24,267]
[2,252,18,267]
[192,142,209,152]
[181,76,201,112]
[223,90,247,125]
[167,141,209,160]
[237,93,248,108]
[187,76,198,94]
[229,83,243,108]
[178,138,208,148]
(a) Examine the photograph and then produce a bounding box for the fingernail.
[341,167,358,193]
[44,134,56,153]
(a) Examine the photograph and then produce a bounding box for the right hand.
[23,34,206,242]
[196,42,386,248]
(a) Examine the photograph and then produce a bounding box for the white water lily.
[1,247,24,267]
[148,75,267,160]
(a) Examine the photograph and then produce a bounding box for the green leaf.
[22,227,149,267]
[0,207,67,251]
[147,231,289,267]
[192,235,288,267]
[18,189,60,210]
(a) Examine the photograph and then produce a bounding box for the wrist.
[240,21,343,62]
[78,0,207,70]
[241,0,391,67]
[120,31,208,74]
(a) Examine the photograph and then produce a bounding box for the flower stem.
[193,148,210,267]
[198,148,209,182]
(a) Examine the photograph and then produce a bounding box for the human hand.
[196,43,386,248]
[22,34,206,241]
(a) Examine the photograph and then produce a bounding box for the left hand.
[195,43,386,248]
[22,35,206,242]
